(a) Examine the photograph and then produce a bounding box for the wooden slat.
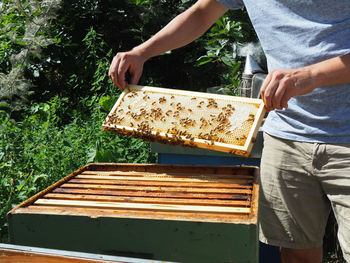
[60,183,252,194]
[0,243,162,263]
[77,175,253,184]
[81,170,255,180]
[43,193,251,207]
[78,173,254,185]
[52,187,250,200]
[127,84,262,103]
[84,163,256,176]
[0,249,123,263]
[0,250,115,263]
[34,199,251,214]
[73,176,253,188]
[15,205,251,224]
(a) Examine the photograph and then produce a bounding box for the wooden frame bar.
[0,243,170,263]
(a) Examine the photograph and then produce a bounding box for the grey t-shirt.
[218,0,350,143]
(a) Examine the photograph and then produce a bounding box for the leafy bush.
[0,95,156,242]
[0,0,62,115]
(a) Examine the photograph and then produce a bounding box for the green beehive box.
[8,163,259,263]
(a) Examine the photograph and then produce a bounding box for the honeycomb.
[102,85,265,156]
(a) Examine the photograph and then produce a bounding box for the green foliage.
[0,96,156,242]
[196,10,258,93]
[0,0,62,114]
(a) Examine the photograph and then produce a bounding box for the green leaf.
[33,174,46,183]
[221,56,234,67]
[99,96,115,112]
[94,149,117,163]
[87,147,97,163]
[197,58,213,66]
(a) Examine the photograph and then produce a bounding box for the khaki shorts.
[259,133,350,262]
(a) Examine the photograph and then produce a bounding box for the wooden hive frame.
[102,85,266,157]
[8,163,259,224]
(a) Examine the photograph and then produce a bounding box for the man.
[108,1,350,262]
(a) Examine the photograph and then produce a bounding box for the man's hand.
[108,50,145,90]
[260,53,350,111]
[108,0,228,90]
[260,67,317,111]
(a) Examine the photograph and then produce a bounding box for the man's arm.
[261,53,350,111]
[108,0,228,89]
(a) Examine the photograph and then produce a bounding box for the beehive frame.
[9,163,259,224]
[103,85,265,157]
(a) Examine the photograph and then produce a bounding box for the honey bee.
[159,96,166,103]
[171,95,175,99]
[177,106,185,111]
[247,113,255,122]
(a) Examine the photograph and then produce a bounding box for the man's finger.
[273,84,286,110]
[109,56,121,88]
[260,73,272,96]
[117,59,130,89]
[263,81,279,111]
[129,63,143,85]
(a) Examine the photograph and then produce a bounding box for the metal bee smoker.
[239,54,266,99]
